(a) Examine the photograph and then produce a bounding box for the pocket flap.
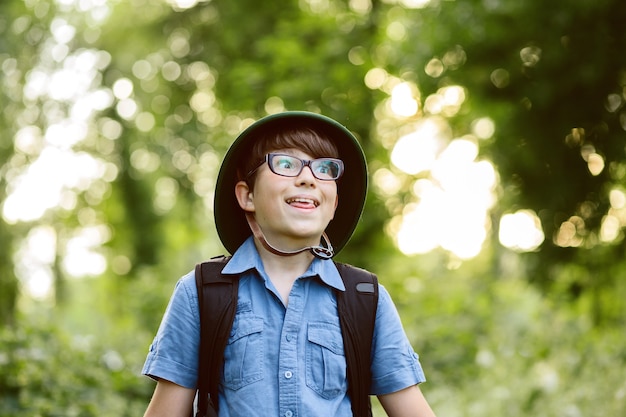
[229,316,263,343]
[307,323,344,355]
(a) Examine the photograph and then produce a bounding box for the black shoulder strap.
[194,256,236,417]
[335,262,379,417]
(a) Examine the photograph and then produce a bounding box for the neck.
[253,239,314,305]
[253,238,314,276]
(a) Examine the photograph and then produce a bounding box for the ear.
[235,180,255,212]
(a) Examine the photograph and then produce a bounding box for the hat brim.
[214,111,368,256]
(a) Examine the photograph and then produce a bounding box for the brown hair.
[238,126,340,187]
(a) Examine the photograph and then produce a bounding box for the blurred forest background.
[1,0,625,415]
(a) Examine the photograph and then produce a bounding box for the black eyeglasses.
[247,153,344,181]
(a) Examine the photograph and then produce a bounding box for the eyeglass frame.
[246,153,345,181]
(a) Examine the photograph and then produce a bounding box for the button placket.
[278,280,305,417]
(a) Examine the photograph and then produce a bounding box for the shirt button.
[284,370,293,379]
[285,411,293,417]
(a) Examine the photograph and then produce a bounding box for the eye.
[314,160,339,178]
[317,164,331,174]
[272,155,299,172]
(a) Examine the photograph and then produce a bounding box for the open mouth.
[286,197,319,208]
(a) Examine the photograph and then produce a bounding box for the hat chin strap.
[245,212,335,259]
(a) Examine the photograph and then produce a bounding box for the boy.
[142,112,437,417]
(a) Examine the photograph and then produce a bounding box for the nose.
[296,164,316,185]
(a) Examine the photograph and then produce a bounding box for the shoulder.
[163,269,199,317]
[332,262,399,311]
[334,262,376,278]
[375,283,398,315]
[333,262,378,290]
[176,269,198,295]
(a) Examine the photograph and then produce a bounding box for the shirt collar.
[222,236,345,291]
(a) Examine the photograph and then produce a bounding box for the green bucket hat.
[214,111,368,256]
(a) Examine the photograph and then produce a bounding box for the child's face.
[235,148,339,250]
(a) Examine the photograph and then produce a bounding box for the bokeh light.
[499,210,545,252]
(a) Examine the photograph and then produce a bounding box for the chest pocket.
[222,314,264,390]
[306,322,347,399]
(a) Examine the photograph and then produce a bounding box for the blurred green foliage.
[0,314,152,416]
[389,251,626,417]
[1,0,625,415]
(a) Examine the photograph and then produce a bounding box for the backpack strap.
[195,256,236,417]
[335,262,379,417]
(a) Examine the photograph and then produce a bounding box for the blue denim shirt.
[142,237,426,416]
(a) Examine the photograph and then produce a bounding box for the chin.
[287,228,325,242]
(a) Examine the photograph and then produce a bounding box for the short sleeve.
[141,271,200,389]
[370,284,426,395]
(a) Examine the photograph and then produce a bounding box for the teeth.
[287,198,318,207]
